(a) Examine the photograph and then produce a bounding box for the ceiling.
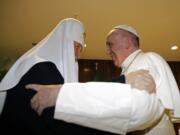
[0,0,179,62]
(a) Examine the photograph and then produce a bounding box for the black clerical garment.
[0,62,125,135]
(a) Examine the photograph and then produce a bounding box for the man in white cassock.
[104,25,180,135]
[0,18,156,135]
[26,25,180,135]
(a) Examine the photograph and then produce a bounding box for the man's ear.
[125,38,131,49]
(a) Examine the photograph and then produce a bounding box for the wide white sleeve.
[54,82,163,134]
[127,88,164,132]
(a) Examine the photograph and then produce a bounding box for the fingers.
[134,74,156,93]
[134,69,149,74]
[140,73,156,87]
[26,84,61,115]
[37,105,44,116]
[31,94,44,116]
[135,70,154,84]
[127,69,156,93]
[25,84,41,92]
[31,94,38,110]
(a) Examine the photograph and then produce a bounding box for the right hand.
[126,70,156,93]
[25,84,62,115]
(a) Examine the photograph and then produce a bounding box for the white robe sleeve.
[54,82,164,134]
[127,88,164,132]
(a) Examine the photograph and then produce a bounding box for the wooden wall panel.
[168,61,180,89]
[78,59,121,82]
[78,59,180,89]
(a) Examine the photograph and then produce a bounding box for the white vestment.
[54,49,180,134]
[121,49,180,135]
[0,18,85,114]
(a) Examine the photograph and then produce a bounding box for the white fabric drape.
[0,18,85,114]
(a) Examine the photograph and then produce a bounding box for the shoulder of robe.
[17,62,64,85]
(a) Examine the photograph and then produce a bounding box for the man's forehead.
[106,29,121,39]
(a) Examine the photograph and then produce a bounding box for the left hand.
[126,70,156,93]
[25,84,62,115]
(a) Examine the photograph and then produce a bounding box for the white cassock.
[53,49,180,135]
[121,49,180,135]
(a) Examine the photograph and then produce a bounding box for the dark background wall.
[79,59,180,90]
